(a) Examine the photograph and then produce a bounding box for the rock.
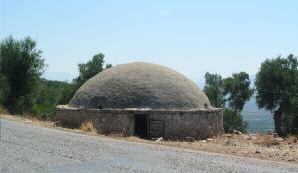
[274,137,284,141]
[155,137,164,142]
[185,137,195,142]
[272,133,278,137]
[224,140,232,145]
[233,130,242,135]
[243,135,251,140]
[206,138,213,142]
[201,140,207,143]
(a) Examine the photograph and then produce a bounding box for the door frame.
[134,113,150,138]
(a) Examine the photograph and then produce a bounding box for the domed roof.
[69,62,211,110]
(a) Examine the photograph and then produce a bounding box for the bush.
[0,36,45,114]
[0,74,9,105]
[32,79,73,119]
[223,109,248,133]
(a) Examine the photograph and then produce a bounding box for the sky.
[1,0,298,83]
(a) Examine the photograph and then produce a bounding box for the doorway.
[134,114,149,138]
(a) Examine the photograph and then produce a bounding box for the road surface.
[1,119,298,173]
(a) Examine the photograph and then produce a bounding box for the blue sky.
[1,0,298,83]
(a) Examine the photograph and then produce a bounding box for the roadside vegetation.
[0,35,297,137]
[203,72,253,133]
[0,36,111,119]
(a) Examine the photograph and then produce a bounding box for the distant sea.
[242,97,274,133]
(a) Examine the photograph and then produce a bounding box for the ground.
[1,114,298,168]
[1,117,298,173]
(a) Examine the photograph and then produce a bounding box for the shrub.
[223,109,248,133]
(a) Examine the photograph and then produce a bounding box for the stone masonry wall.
[56,105,223,139]
[56,106,135,135]
[150,109,223,139]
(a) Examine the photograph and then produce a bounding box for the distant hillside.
[242,97,274,133]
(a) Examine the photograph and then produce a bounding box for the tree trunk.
[274,108,284,137]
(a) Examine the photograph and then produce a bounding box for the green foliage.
[223,109,248,133]
[204,72,253,133]
[75,53,110,87]
[59,53,112,104]
[0,36,111,119]
[58,83,78,105]
[255,55,298,135]
[223,72,254,112]
[105,63,113,69]
[203,72,225,108]
[255,55,298,111]
[33,79,72,119]
[0,74,9,104]
[0,36,45,114]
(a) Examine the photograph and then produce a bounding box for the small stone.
[273,133,278,137]
[275,137,284,141]
[233,130,242,135]
[206,138,213,142]
[155,137,164,142]
[201,140,207,143]
[243,135,251,140]
[224,140,232,145]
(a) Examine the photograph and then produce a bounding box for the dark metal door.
[149,120,164,138]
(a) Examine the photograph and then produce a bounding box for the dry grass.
[0,106,8,114]
[286,136,298,144]
[79,120,97,134]
[254,135,277,146]
[0,113,56,128]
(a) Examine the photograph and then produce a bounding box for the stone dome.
[69,62,211,110]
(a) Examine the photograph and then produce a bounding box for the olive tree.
[0,36,45,114]
[203,72,225,108]
[223,72,254,112]
[204,72,253,133]
[255,54,298,136]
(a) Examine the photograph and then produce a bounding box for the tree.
[33,79,72,119]
[203,72,225,108]
[75,53,111,87]
[223,72,254,112]
[223,109,248,133]
[204,72,253,133]
[255,55,298,136]
[282,97,298,134]
[0,74,9,104]
[59,53,112,104]
[58,82,78,105]
[0,36,45,114]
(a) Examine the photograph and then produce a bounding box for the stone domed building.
[56,62,223,139]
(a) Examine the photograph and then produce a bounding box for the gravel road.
[1,119,298,173]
